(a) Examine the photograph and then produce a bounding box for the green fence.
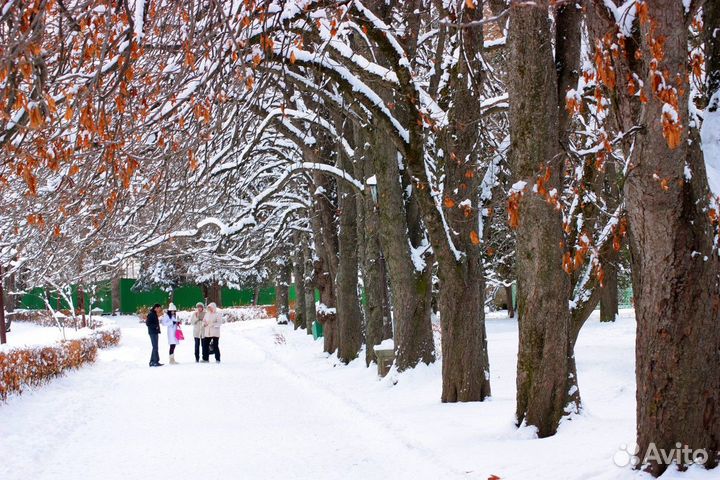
[18,278,311,315]
[119,279,285,314]
[19,282,113,313]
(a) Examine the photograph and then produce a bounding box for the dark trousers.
[194,337,201,361]
[202,337,220,361]
[169,344,176,355]
[149,333,160,365]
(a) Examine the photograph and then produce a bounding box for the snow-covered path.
[0,316,464,480]
[3,313,716,480]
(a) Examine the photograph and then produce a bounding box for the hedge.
[0,327,122,402]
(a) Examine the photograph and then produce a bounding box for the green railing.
[19,279,294,314]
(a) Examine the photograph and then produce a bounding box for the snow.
[373,338,394,351]
[0,316,116,353]
[701,93,720,198]
[510,180,527,192]
[603,0,637,38]
[1,311,716,479]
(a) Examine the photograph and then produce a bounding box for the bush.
[93,328,122,349]
[222,306,271,323]
[7,309,106,329]
[0,327,122,402]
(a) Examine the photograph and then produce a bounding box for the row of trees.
[0,0,717,475]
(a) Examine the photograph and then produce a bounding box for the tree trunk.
[0,266,7,344]
[292,239,307,331]
[203,282,222,307]
[335,144,363,363]
[509,0,577,436]
[354,125,387,365]
[307,160,340,353]
[302,239,317,336]
[505,285,514,318]
[370,124,435,370]
[275,260,291,324]
[599,261,618,322]
[379,255,393,341]
[111,276,121,314]
[78,284,86,328]
[252,286,260,306]
[625,4,720,474]
[434,2,491,402]
[706,1,720,104]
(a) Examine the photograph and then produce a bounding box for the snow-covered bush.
[0,327,121,401]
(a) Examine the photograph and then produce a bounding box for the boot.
[169,354,177,365]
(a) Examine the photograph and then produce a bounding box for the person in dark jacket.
[147,304,163,367]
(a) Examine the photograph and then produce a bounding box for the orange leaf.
[290,51,297,64]
[470,230,480,245]
[466,0,476,8]
[443,197,456,209]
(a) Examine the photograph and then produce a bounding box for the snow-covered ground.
[0,311,715,479]
[0,316,111,352]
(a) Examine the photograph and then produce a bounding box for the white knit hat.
[167,302,177,311]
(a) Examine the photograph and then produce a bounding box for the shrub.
[0,327,122,402]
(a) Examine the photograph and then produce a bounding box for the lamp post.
[366,175,378,204]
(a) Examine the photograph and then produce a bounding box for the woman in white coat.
[201,302,222,363]
[161,303,182,364]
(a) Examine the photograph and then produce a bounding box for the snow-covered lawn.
[0,317,112,352]
[0,311,714,479]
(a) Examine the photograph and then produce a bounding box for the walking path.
[0,316,464,480]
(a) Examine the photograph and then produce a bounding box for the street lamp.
[366,175,378,204]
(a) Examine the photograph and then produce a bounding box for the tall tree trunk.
[505,285,515,318]
[307,155,339,353]
[379,255,393,340]
[292,238,307,331]
[275,260,291,324]
[625,4,720,475]
[509,0,576,436]
[599,261,618,322]
[111,276,121,314]
[302,239,317,335]
[706,1,720,105]
[204,282,222,307]
[3,270,14,333]
[0,266,7,344]
[335,144,363,363]
[432,2,491,402]
[370,124,435,370]
[355,129,386,365]
[253,286,260,306]
[78,284,86,328]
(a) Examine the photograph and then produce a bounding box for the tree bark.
[306,155,339,353]
[599,261,618,322]
[706,1,720,104]
[370,124,435,370]
[355,128,386,365]
[78,284,86,328]
[292,238,307,331]
[275,260,291,324]
[335,144,363,363]
[509,0,577,436]
[111,276,121,314]
[435,2,491,402]
[302,238,317,335]
[0,266,7,344]
[505,285,515,318]
[625,4,720,474]
[204,282,222,307]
